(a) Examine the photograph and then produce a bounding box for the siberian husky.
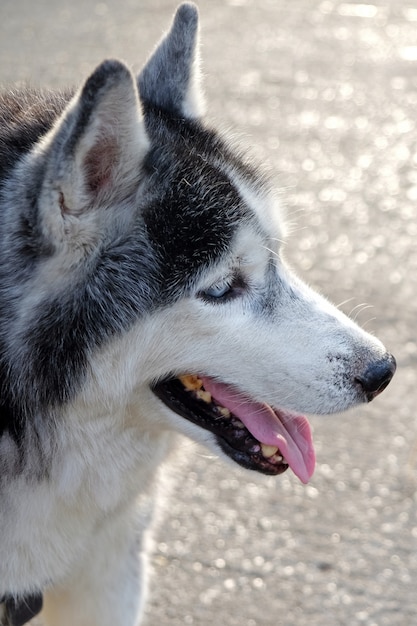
[0,3,395,625]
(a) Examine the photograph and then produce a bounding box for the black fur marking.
[0,394,20,441]
[143,164,240,291]
[10,234,159,411]
[141,110,256,294]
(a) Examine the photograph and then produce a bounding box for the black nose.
[355,354,396,401]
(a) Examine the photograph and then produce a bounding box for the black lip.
[152,377,289,476]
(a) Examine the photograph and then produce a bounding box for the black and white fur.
[0,4,395,625]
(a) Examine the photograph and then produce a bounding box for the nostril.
[355,354,396,401]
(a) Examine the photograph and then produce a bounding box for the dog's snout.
[355,354,396,401]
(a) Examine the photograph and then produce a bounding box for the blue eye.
[199,274,246,302]
[204,281,232,299]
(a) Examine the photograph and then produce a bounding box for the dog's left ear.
[39,59,148,220]
[138,3,205,119]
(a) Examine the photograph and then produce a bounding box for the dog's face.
[133,214,394,483]
[0,4,395,483]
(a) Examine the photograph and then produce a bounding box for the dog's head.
[0,4,395,482]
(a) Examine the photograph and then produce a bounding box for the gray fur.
[0,4,395,626]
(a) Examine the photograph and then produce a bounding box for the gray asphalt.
[1,1,416,625]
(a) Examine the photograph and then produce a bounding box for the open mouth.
[152,375,316,484]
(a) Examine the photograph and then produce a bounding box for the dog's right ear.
[37,59,148,230]
[138,3,204,119]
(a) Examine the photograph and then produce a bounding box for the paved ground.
[1,1,416,625]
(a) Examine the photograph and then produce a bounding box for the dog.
[0,3,396,625]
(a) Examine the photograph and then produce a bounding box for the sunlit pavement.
[1,1,416,624]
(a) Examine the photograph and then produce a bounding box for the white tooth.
[219,407,231,418]
[179,374,203,391]
[261,444,279,459]
[196,389,212,403]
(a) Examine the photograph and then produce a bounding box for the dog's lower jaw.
[151,377,290,476]
[151,376,319,482]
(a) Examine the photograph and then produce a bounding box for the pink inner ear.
[84,137,119,194]
[59,191,70,215]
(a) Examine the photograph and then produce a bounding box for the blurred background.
[1,1,416,624]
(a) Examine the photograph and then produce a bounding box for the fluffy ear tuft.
[41,59,149,218]
[138,3,205,119]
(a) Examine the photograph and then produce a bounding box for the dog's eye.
[199,275,245,303]
[205,282,232,299]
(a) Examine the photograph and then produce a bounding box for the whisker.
[262,245,281,259]
[348,303,374,322]
[361,316,377,330]
[335,297,355,310]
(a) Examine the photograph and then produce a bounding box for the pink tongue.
[201,377,316,484]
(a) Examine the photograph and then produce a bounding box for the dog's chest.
[0,415,170,593]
